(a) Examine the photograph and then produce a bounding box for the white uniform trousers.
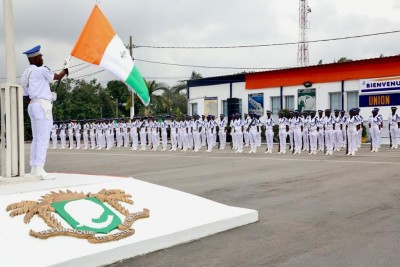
[170,131,178,151]
[51,133,57,148]
[123,132,129,147]
[318,131,324,151]
[140,131,147,150]
[218,130,226,149]
[188,132,193,149]
[75,133,81,149]
[182,131,189,151]
[201,130,206,146]
[288,130,294,150]
[370,126,380,150]
[150,130,157,150]
[335,129,342,149]
[390,126,399,148]
[60,132,66,149]
[193,130,201,151]
[293,128,302,153]
[96,132,102,148]
[68,131,74,148]
[347,127,357,154]
[235,131,244,152]
[90,131,95,149]
[83,132,89,149]
[131,131,139,150]
[177,131,183,149]
[302,130,309,151]
[257,131,262,147]
[244,131,250,146]
[309,130,318,153]
[278,130,287,153]
[265,128,274,152]
[249,130,258,152]
[105,131,113,149]
[28,102,52,167]
[231,130,237,149]
[160,130,167,150]
[206,130,213,151]
[325,129,334,153]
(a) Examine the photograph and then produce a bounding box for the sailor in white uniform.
[264,111,275,154]
[21,45,68,180]
[277,111,289,154]
[218,114,228,150]
[50,122,58,149]
[388,107,400,149]
[369,108,382,152]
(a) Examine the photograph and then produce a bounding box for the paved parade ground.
[18,144,400,266]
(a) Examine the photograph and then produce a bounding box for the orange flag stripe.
[71,5,115,65]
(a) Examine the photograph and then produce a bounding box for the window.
[238,99,242,114]
[271,96,281,115]
[347,91,358,111]
[222,100,228,116]
[329,92,341,111]
[285,96,295,110]
[191,103,198,115]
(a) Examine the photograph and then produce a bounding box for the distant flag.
[70,5,150,106]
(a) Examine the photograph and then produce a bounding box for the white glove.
[63,58,70,69]
[51,92,57,102]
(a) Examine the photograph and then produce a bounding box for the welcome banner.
[360,76,400,95]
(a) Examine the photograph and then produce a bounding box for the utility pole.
[297,0,311,67]
[116,97,119,118]
[129,36,135,118]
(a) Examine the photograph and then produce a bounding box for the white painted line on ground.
[49,151,400,165]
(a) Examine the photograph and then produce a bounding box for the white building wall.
[188,84,231,116]
[189,79,395,123]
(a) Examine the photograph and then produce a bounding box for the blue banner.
[359,93,400,107]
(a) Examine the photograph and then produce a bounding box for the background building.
[187,55,400,143]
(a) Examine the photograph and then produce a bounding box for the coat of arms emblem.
[6,189,150,243]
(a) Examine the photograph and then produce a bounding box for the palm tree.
[171,71,203,94]
[126,80,169,116]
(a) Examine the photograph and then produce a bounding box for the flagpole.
[129,35,135,118]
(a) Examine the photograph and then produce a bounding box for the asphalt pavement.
[21,144,400,266]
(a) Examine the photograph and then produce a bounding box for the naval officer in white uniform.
[21,45,68,180]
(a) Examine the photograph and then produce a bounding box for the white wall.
[188,84,231,116]
[189,79,398,123]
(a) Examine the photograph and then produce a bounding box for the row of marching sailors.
[49,115,225,151]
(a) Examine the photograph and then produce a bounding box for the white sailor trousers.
[278,130,287,152]
[390,126,399,147]
[370,126,380,150]
[28,102,52,167]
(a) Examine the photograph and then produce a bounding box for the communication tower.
[297,0,311,67]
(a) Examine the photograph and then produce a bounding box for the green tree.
[337,57,352,63]
[106,80,130,118]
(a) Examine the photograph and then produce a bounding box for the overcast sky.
[1,0,400,86]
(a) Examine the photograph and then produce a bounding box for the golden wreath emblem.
[6,189,150,243]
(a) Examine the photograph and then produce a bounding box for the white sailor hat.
[23,45,42,58]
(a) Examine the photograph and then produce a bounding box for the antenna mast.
[297,0,311,67]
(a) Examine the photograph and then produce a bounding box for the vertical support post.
[186,86,190,115]
[2,0,25,178]
[280,86,284,110]
[341,80,345,111]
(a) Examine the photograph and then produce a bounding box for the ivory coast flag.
[71,5,150,106]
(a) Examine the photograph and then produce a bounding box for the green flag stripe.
[125,66,150,106]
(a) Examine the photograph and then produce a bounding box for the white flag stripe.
[99,35,134,82]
